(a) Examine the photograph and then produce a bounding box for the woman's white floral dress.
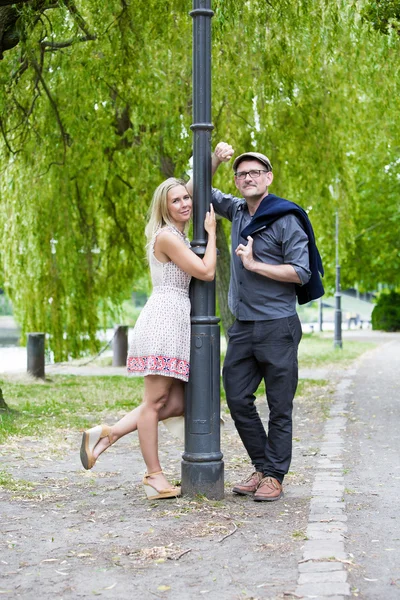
[127,226,191,382]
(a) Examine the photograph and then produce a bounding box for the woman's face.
[166,185,192,227]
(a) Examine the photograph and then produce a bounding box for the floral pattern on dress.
[127,355,190,379]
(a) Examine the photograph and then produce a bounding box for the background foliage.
[371,290,400,331]
[0,0,399,359]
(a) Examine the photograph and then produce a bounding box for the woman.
[80,178,216,500]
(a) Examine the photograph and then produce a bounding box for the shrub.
[371,291,400,332]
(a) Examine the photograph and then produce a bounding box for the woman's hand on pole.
[204,204,216,236]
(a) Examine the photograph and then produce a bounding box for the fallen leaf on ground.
[103,583,117,590]
[41,558,58,563]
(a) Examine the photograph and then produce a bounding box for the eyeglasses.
[234,169,269,180]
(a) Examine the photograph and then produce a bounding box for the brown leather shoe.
[232,471,263,496]
[253,476,283,502]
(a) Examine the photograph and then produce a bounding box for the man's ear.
[267,171,274,186]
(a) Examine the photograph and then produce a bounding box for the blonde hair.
[145,178,189,253]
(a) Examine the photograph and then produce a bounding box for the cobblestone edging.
[295,377,353,599]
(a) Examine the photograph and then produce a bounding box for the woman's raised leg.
[91,379,184,461]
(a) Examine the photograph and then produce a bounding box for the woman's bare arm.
[154,207,217,281]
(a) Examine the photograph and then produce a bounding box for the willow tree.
[0,1,195,360]
[357,0,400,289]
[363,0,400,34]
[211,0,400,291]
[0,0,399,360]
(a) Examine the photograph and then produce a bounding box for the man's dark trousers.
[223,315,302,483]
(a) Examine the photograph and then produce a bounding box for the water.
[0,321,119,375]
[0,346,27,374]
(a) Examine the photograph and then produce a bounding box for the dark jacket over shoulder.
[241,194,324,305]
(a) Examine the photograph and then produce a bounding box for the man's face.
[234,159,273,201]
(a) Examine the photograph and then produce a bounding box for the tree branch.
[10,58,29,84]
[1,0,95,58]
[116,174,133,189]
[0,0,32,5]
[41,34,96,50]
[355,222,386,240]
[63,0,95,39]
[0,386,9,411]
[103,0,129,35]
[103,180,135,252]
[0,116,19,154]
[31,57,68,141]
[30,57,70,168]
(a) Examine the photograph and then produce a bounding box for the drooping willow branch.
[30,56,70,167]
[103,178,135,253]
[63,0,94,39]
[0,116,18,154]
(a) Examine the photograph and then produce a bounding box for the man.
[207,142,322,501]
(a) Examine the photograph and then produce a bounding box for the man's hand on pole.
[212,142,234,174]
[187,141,234,196]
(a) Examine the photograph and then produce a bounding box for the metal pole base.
[181,459,224,499]
[334,299,342,349]
[27,332,45,379]
[112,325,128,366]
[182,319,224,499]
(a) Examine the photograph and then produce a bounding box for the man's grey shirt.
[212,188,311,321]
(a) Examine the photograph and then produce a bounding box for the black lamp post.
[318,298,323,332]
[181,0,224,499]
[334,211,343,349]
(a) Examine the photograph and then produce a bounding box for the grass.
[292,529,308,541]
[0,469,35,493]
[0,375,143,442]
[0,335,375,443]
[298,333,376,368]
[0,375,317,443]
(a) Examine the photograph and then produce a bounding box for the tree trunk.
[0,386,9,410]
[0,5,19,59]
[216,219,234,342]
[0,1,50,59]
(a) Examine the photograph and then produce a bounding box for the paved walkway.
[295,374,352,598]
[296,334,400,599]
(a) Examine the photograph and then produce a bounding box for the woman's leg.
[92,405,141,459]
[92,379,185,460]
[138,375,179,491]
[160,379,185,418]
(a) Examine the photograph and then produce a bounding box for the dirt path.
[0,373,336,600]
